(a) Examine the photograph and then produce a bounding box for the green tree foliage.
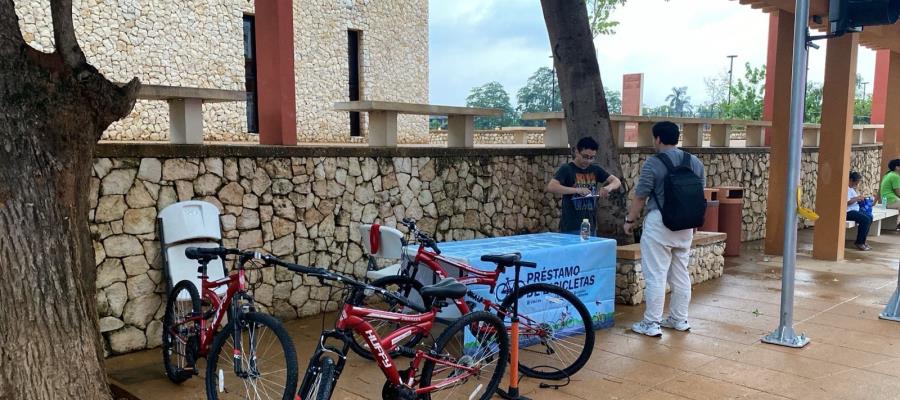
[586,0,627,37]
[605,88,622,114]
[666,86,693,115]
[804,81,823,123]
[466,81,518,129]
[516,67,561,121]
[721,63,766,120]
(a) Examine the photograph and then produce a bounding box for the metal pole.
[762,0,811,348]
[879,259,900,321]
[549,55,557,112]
[727,55,737,105]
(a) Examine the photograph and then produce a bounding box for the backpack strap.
[679,150,693,169]
[654,152,677,172]
[649,154,674,211]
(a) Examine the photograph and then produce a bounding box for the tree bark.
[540,0,630,243]
[0,1,139,398]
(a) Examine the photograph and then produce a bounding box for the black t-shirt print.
[553,162,611,233]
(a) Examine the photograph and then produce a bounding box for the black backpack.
[651,151,706,231]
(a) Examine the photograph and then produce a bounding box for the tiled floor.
[107,229,900,399]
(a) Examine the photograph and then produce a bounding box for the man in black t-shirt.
[546,137,622,234]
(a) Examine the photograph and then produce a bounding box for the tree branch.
[50,0,87,67]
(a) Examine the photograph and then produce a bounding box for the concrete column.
[447,115,474,148]
[763,12,785,146]
[709,124,732,147]
[872,49,890,143]
[545,119,569,148]
[169,98,203,144]
[682,123,703,147]
[637,122,654,147]
[764,9,795,255]
[367,111,398,147]
[812,33,859,261]
[883,51,900,174]
[255,0,297,145]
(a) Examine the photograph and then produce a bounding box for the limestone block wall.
[90,145,566,355]
[88,143,882,355]
[14,0,428,143]
[615,238,726,306]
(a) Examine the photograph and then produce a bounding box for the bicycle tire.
[418,311,508,400]
[205,312,299,400]
[300,356,335,400]
[162,280,201,384]
[349,275,432,360]
[498,282,595,380]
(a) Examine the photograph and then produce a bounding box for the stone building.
[14,0,429,143]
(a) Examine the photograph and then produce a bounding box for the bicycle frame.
[307,293,489,396]
[167,265,247,358]
[408,244,506,315]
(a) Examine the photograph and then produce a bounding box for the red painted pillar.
[255,0,298,145]
[762,12,781,146]
[872,49,890,142]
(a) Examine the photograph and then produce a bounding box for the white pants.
[640,210,694,323]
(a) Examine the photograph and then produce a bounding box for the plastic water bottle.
[883,195,889,210]
[580,218,590,240]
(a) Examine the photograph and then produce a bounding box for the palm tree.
[666,86,693,116]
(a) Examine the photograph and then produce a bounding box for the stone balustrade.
[517,112,883,149]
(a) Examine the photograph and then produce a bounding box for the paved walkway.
[107,230,900,400]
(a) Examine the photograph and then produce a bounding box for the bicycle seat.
[420,278,467,300]
[480,253,521,265]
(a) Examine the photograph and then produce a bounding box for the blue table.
[423,232,617,330]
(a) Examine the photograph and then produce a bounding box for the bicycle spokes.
[427,321,502,399]
[216,321,291,399]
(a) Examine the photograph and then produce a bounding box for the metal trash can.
[701,188,720,232]
[717,187,744,257]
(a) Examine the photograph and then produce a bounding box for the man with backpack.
[623,121,706,337]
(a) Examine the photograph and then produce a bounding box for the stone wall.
[617,145,884,242]
[88,143,882,354]
[14,0,428,143]
[615,234,726,306]
[90,144,568,354]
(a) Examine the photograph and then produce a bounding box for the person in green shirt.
[880,158,900,231]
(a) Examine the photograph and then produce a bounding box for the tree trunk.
[540,0,630,243]
[0,1,139,398]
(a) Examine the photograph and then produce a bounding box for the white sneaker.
[660,316,691,332]
[631,320,662,337]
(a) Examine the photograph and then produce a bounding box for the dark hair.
[849,171,862,182]
[889,159,900,174]
[575,136,599,152]
[652,121,680,145]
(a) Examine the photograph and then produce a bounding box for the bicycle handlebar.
[399,218,441,255]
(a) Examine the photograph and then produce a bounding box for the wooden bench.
[334,101,502,147]
[847,208,900,238]
[137,85,247,144]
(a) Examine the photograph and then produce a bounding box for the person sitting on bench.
[880,158,900,231]
[847,171,873,251]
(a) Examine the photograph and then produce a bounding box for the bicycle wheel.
[205,312,298,400]
[349,275,431,360]
[498,283,594,380]
[299,356,335,400]
[418,311,508,400]
[162,280,201,384]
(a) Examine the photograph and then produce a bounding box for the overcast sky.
[428,0,877,108]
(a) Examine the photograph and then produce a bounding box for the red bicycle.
[255,255,510,400]
[161,247,298,400]
[358,218,595,381]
